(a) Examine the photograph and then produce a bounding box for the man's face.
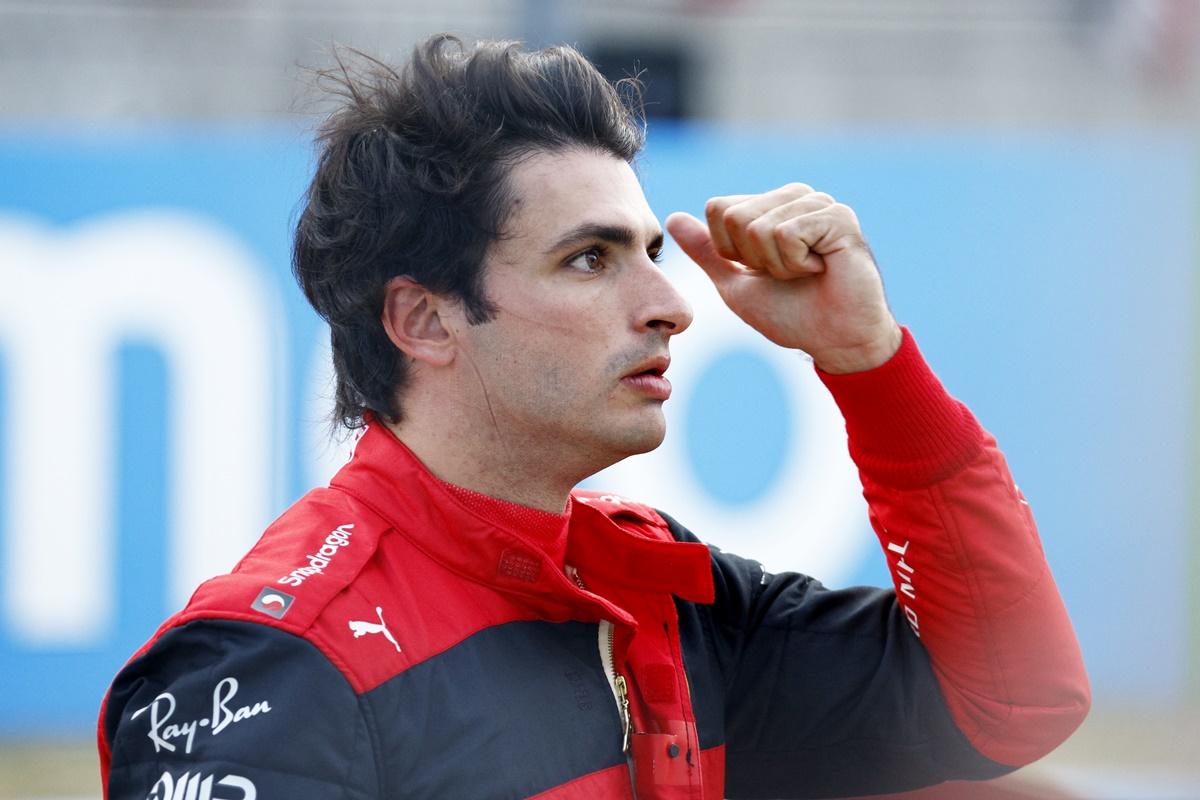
[451,147,693,474]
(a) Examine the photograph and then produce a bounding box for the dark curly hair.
[293,35,646,429]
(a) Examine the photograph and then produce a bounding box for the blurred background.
[1,1,1198,798]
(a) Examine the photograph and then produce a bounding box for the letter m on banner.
[0,212,276,646]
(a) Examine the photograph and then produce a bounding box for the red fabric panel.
[699,745,726,799]
[527,762,636,799]
[864,440,1090,766]
[817,326,984,488]
[820,329,1090,765]
[97,691,111,798]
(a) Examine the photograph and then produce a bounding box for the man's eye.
[648,248,664,265]
[566,247,605,273]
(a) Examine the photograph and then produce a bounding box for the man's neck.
[385,417,580,514]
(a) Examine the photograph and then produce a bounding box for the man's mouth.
[621,356,672,401]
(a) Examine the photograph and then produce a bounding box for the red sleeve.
[817,327,1091,767]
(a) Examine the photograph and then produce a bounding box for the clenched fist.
[666,183,902,374]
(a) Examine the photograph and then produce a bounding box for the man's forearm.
[818,328,1091,766]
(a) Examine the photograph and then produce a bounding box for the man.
[99,36,1089,800]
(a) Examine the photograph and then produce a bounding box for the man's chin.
[611,414,668,457]
[574,408,668,475]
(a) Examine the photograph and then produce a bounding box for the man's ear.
[380,276,457,367]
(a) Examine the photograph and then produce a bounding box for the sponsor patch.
[277,523,355,587]
[130,675,272,756]
[147,770,256,800]
[348,606,401,653]
[250,586,294,619]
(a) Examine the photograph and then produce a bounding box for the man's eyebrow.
[544,223,664,255]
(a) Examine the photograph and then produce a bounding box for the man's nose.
[635,260,694,336]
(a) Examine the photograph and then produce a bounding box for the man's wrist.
[810,322,904,374]
[815,327,985,487]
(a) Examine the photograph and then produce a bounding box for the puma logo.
[348,606,401,653]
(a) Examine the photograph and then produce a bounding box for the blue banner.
[0,125,1194,733]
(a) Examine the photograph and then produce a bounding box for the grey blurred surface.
[0,0,1196,127]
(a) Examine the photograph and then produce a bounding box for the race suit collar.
[329,417,713,609]
[435,478,571,569]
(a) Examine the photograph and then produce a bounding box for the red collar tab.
[330,421,714,608]
[570,493,715,605]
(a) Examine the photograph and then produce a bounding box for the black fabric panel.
[364,619,625,800]
[104,619,379,799]
[662,512,730,752]
[659,509,1011,800]
[674,592,728,752]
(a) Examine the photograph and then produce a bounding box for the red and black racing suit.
[99,329,1090,799]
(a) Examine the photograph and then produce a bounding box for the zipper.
[599,619,637,799]
[570,568,631,754]
[570,568,636,797]
[600,620,632,753]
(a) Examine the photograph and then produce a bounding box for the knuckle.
[780,246,810,272]
[724,206,753,231]
[779,255,803,273]
[778,213,808,234]
[846,234,872,253]
[809,191,835,205]
[774,223,810,261]
[831,201,858,220]
[746,217,774,242]
[784,181,813,195]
